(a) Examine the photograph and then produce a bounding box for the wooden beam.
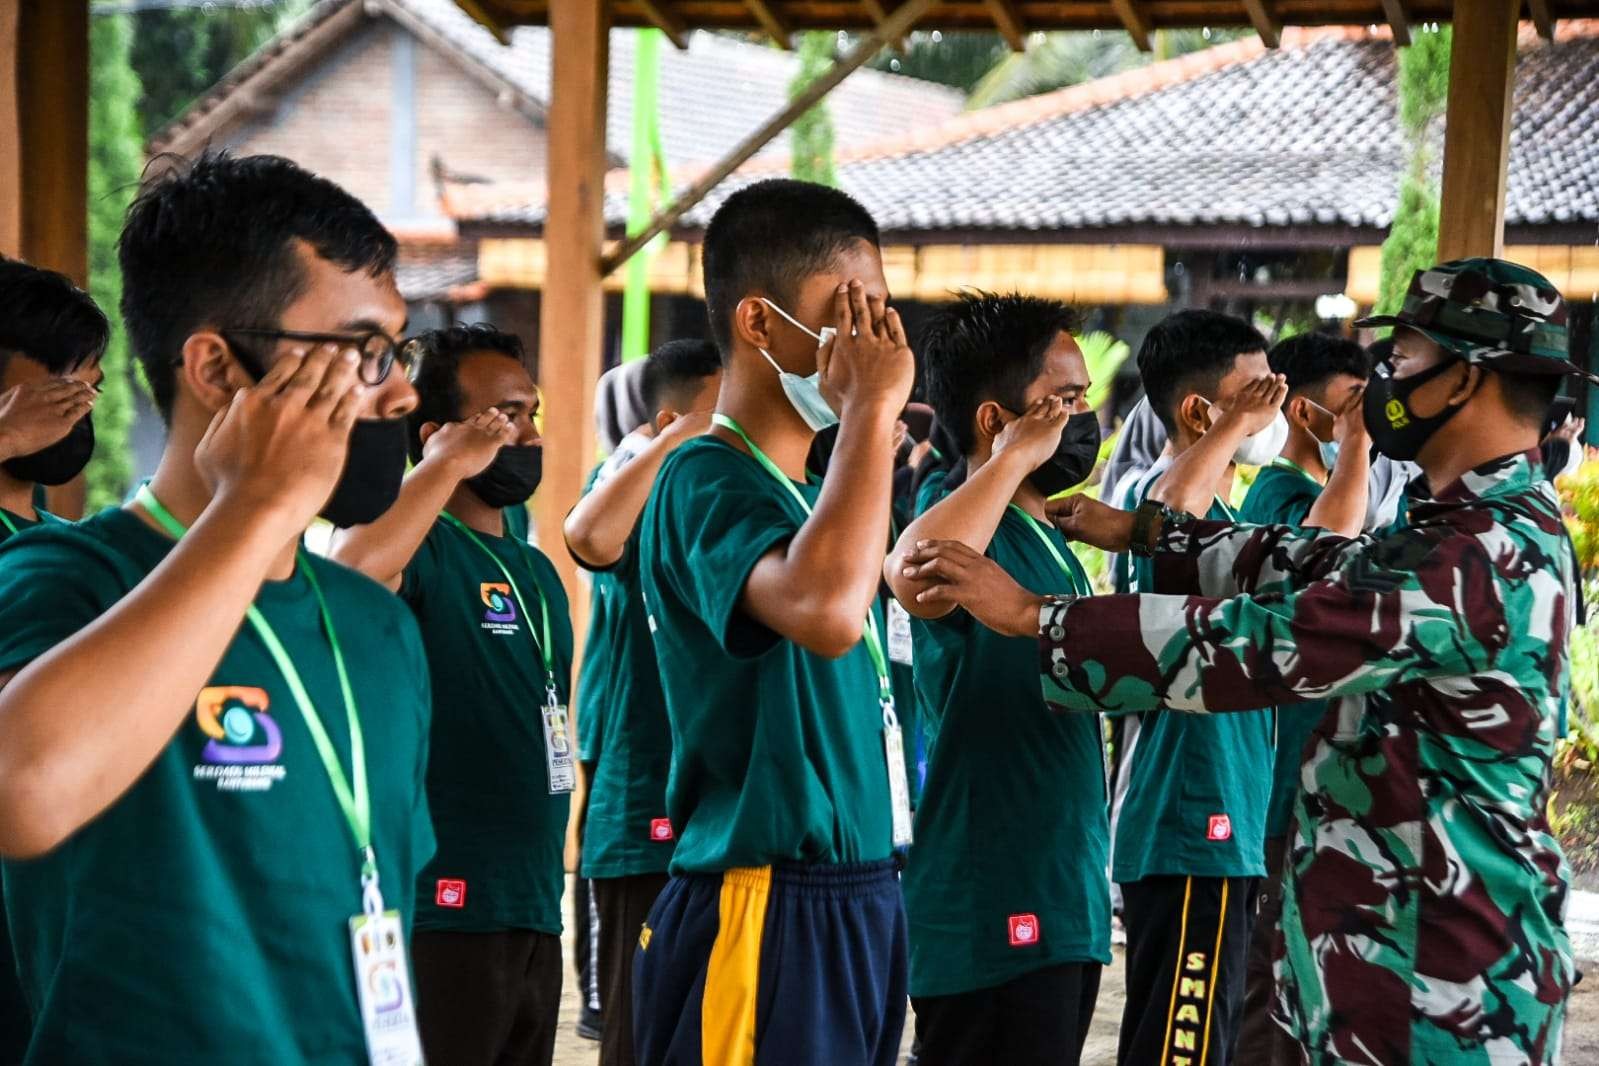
[1437,0,1518,261]
[860,0,907,52]
[601,0,936,275]
[1240,0,1282,47]
[744,0,792,49]
[985,0,1028,51]
[1526,0,1556,40]
[538,0,608,664]
[1377,0,1411,46]
[635,0,690,49]
[1108,0,1153,52]
[0,0,18,261]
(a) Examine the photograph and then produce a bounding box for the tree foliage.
[1374,27,1451,318]
[790,32,838,187]
[86,14,145,512]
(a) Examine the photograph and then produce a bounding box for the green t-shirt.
[503,503,530,543]
[1119,487,1274,881]
[0,507,53,540]
[639,436,893,873]
[576,473,676,880]
[905,507,1111,997]
[1239,462,1331,840]
[400,517,573,935]
[0,508,435,1064]
[574,463,612,766]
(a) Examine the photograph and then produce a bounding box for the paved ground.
[549,880,1599,1064]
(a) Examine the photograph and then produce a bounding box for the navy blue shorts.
[632,860,907,1066]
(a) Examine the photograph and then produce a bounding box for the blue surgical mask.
[1302,398,1340,470]
[758,298,839,432]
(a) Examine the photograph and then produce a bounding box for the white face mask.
[1200,397,1289,467]
[757,298,838,432]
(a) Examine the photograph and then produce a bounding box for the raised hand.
[1213,374,1288,438]
[993,396,1068,473]
[194,342,366,533]
[423,407,516,478]
[817,279,914,420]
[1047,493,1135,552]
[0,379,97,460]
[656,409,714,451]
[1333,382,1370,450]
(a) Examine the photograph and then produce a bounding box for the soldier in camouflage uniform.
[901,259,1597,1066]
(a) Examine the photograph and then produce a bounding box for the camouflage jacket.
[1039,450,1574,1065]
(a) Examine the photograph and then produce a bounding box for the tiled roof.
[151,0,964,169]
[458,25,1599,236]
[395,243,480,301]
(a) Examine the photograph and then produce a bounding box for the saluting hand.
[424,407,516,479]
[194,342,366,533]
[1212,374,1288,438]
[0,379,97,461]
[993,396,1068,473]
[818,279,914,420]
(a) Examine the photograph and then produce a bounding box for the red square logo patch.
[1008,913,1040,947]
[1207,815,1232,842]
[649,818,675,842]
[435,878,467,908]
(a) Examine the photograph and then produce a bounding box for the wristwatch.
[1129,498,1166,558]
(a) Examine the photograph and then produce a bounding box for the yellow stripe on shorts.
[701,866,773,1066]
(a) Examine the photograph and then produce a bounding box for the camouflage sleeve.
[1041,531,1508,714]
[1150,511,1373,600]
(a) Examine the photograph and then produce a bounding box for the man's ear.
[1287,395,1314,431]
[732,297,775,353]
[655,408,678,434]
[178,330,250,414]
[1448,363,1484,408]
[418,421,442,449]
[1177,393,1210,437]
[973,400,1008,444]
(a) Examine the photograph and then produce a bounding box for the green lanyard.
[0,511,18,537]
[1213,495,1238,522]
[1006,504,1089,596]
[438,511,559,702]
[133,486,379,902]
[1270,456,1324,487]
[712,414,895,710]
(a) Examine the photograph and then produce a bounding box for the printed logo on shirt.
[649,818,675,842]
[191,686,287,792]
[1008,913,1040,947]
[480,582,520,634]
[1206,815,1232,842]
[435,879,467,908]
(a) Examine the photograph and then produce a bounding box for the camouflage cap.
[1355,257,1599,385]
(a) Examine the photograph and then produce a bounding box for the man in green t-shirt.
[884,292,1109,1065]
[331,323,572,1066]
[1101,310,1287,1066]
[1234,332,1370,1063]
[0,153,434,1064]
[634,179,914,1065]
[0,258,105,540]
[563,338,721,1066]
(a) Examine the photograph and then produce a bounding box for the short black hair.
[0,256,109,377]
[1267,333,1370,398]
[405,323,525,462]
[642,338,721,414]
[1495,368,1563,426]
[922,291,1083,456]
[1137,310,1268,435]
[701,179,880,359]
[119,152,398,420]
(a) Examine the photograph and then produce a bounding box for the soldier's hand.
[195,342,366,534]
[902,540,1044,638]
[817,279,914,420]
[424,407,517,479]
[0,379,97,461]
[1047,493,1134,552]
[993,396,1068,474]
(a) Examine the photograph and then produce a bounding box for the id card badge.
[882,702,914,847]
[886,600,914,666]
[349,910,424,1066]
[542,695,577,794]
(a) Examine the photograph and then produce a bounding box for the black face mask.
[2,414,95,486]
[323,420,410,527]
[467,444,542,508]
[1362,357,1468,462]
[1026,410,1101,497]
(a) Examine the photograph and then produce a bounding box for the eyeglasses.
[221,328,410,386]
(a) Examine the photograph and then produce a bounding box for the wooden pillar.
[1436,0,1518,262]
[537,1,608,634]
[0,0,89,282]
